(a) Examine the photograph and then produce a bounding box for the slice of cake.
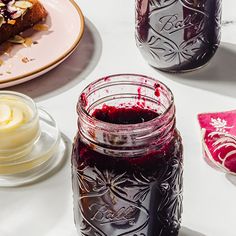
[0,0,47,44]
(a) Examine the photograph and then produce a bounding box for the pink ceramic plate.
[0,0,84,88]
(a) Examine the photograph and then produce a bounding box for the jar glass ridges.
[72,74,183,236]
[135,0,222,72]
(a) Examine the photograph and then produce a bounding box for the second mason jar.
[135,0,222,72]
[72,74,183,236]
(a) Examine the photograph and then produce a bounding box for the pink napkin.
[198,110,236,174]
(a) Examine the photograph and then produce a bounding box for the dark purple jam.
[92,105,159,124]
[72,106,183,236]
[135,0,222,72]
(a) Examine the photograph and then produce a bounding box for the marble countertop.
[1,0,236,236]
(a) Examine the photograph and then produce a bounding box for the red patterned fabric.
[198,110,236,174]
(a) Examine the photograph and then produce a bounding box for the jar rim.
[78,73,174,131]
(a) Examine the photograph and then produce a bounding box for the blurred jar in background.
[135,0,222,72]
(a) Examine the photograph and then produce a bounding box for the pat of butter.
[0,95,40,157]
[0,99,32,130]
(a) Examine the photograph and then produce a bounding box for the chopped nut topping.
[8,35,25,44]
[0,0,32,24]
[0,14,3,27]
[7,19,16,25]
[33,24,49,31]
[23,37,33,47]
[21,56,29,63]
[14,1,33,9]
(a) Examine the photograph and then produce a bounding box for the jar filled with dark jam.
[135,0,222,72]
[72,74,183,236]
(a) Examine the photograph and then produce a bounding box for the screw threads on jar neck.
[77,74,176,157]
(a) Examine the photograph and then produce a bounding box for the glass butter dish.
[0,91,65,187]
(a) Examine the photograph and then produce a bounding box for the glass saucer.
[0,108,66,187]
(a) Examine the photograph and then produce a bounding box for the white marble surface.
[1,0,236,235]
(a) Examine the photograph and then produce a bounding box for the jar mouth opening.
[78,74,174,130]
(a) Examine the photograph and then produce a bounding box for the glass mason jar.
[72,74,183,236]
[135,0,222,72]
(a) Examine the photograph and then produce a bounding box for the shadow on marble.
[9,18,102,101]
[222,20,236,27]
[179,226,207,236]
[225,173,236,186]
[159,42,236,98]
